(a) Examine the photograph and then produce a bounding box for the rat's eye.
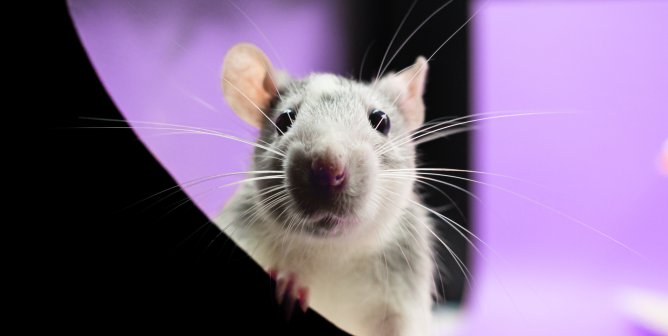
[369,109,390,135]
[275,108,296,135]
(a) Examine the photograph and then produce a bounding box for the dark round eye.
[369,109,390,135]
[275,108,296,135]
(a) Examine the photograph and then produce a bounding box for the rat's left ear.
[377,56,428,130]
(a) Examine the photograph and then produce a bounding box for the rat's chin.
[303,213,357,237]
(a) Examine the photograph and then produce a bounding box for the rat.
[215,43,435,336]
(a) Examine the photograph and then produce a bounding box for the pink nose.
[311,158,346,188]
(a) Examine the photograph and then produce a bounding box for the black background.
[41,0,470,333]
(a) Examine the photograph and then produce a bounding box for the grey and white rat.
[216,43,435,335]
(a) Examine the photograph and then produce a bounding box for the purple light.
[68,0,345,218]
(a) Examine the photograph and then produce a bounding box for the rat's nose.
[311,158,346,188]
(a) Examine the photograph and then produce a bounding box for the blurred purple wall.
[68,0,345,218]
[467,1,668,335]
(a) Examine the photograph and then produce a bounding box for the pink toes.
[267,268,310,318]
[297,287,309,313]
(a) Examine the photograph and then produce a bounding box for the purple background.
[68,0,345,218]
[466,1,668,335]
[69,0,667,334]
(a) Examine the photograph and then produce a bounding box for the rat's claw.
[268,269,310,319]
[297,287,310,312]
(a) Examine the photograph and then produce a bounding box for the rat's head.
[222,43,428,242]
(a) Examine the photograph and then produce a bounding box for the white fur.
[216,185,433,336]
[305,74,342,98]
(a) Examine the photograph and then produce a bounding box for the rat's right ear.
[222,43,280,128]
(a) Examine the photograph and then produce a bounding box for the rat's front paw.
[268,268,310,319]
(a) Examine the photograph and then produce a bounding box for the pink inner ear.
[401,57,428,99]
[68,0,345,219]
[263,71,278,95]
[392,59,428,130]
[222,43,277,128]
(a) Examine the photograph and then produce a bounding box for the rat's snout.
[311,157,346,188]
[285,136,371,221]
[309,145,346,190]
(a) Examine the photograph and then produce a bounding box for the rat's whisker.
[380,173,478,203]
[221,77,285,136]
[391,111,570,150]
[376,187,472,287]
[79,124,286,157]
[358,40,376,82]
[157,179,251,220]
[239,190,288,227]
[374,0,419,83]
[411,127,475,146]
[394,239,414,274]
[407,172,645,258]
[377,0,455,81]
[240,185,287,216]
[168,178,282,221]
[377,111,496,154]
[382,173,467,223]
[225,0,284,101]
[78,116,279,151]
[385,167,547,189]
[231,189,290,240]
[395,202,448,302]
[177,219,217,248]
[379,180,528,312]
[215,175,286,190]
[380,178,487,262]
[391,1,490,106]
[381,111,537,152]
[400,218,447,302]
[378,126,472,155]
[175,87,220,113]
[122,170,283,211]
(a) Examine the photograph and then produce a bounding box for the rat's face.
[222,43,428,241]
[253,74,417,238]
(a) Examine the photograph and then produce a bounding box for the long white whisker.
[381,173,479,202]
[359,40,376,82]
[375,0,419,83]
[377,0,455,80]
[377,111,509,155]
[130,170,283,210]
[79,124,286,157]
[391,1,490,106]
[376,124,470,155]
[381,173,467,222]
[221,77,285,136]
[215,175,286,190]
[391,112,570,150]
[406,172,645,258]
[226,0,285,101]
[377,186,472,286]
[411,126,474,146]
[385,167,546,188]
[380,179,488,259]
[79,117,281,151]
